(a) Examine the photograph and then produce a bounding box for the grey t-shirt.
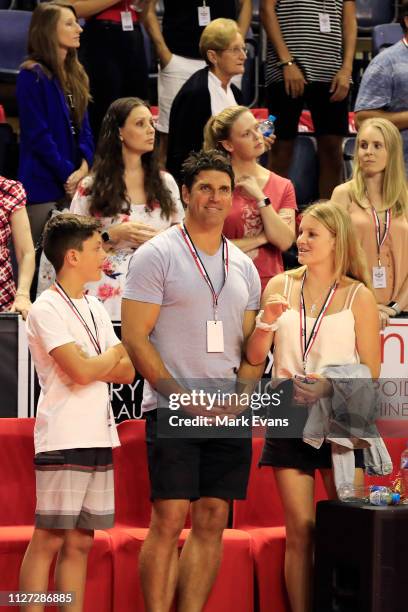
[123,225,261,412]
[354,40,408,174]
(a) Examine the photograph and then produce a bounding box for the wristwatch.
[389,302,401,315]
[101,230,111,243]
[277,57,296,68]
[257,197,271,209]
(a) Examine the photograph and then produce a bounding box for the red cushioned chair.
[0,418,113,612]
[108,419,254,612]
[233,436,329,612]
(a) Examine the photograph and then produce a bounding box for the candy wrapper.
[391,472,403,499]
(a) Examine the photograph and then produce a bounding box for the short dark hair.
[43,213,101,273]
[400,0,408,32]
[181,149,235,191]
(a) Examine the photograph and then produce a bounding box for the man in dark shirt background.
[260,0,357,198]
[144,0,252,165]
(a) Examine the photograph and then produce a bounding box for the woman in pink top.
[246,201,381,612]
[204,106,297,290]
[332,118,408,329]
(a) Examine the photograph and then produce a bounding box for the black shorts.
[266,81,350,140]
[145,410,252,501]
[259,437,365,471]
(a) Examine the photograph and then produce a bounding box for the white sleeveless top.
[272,275,362,377]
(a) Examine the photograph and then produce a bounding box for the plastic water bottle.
[259,115,276,137]
[338,484,369,502]
[400,442,408,502]
[369,488,400,506]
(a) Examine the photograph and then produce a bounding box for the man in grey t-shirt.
[355,2,408,174]
[122,150,262,612]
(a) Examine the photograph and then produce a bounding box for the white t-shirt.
[26,289,121,453]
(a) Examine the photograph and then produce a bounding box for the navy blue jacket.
[17,65,94,203]
[167,67,242,183]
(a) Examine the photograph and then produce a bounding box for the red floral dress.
[70,174,184,321]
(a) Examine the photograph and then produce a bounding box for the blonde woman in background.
[332,117,408,328]
[246,201,380,612]
[204,105,296,290]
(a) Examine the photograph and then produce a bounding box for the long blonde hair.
[288,200,372,288]
[21,1,90,127]
[349,117,408,217]
[203,105,248,153]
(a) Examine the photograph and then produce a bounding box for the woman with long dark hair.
[70,97,184,320]
[17,1,94,245]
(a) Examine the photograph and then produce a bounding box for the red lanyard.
[179,223,228,320]
[299,272,338,372]
[54,283,101,355]
[371,208,391,267]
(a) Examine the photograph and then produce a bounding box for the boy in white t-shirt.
[21,213,134,612]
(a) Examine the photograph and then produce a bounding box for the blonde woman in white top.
[246,201,381,612]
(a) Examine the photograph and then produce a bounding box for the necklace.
[305,281,335,316]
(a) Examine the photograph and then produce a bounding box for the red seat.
[108,419,254,612]
[0,418,113,612]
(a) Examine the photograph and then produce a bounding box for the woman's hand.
[377,304,394,330]
[108,221,158,247]
[235,175,265,201]
[293,373,332,405]
[9,293,32,320]
[262,293,290,323]
[65,160,89,197]
[263,133,276,151]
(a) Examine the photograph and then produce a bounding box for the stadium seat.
[0,10,32,82]
[0,419,114,612]
[372,22,403,55]
[343,135,356,181]
[287,135,319,211]
[108,419,255,612]
[356,0,396,32]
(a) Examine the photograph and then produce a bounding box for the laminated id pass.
[207,320,224,353]
[198,5,211,26]
[121,11,134,31]
[318,12,331,33]
[372,266,387,289]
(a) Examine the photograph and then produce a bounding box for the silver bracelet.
[255,310,278,332]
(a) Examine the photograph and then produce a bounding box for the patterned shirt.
[0,177,26,310]
[265,0,355,85]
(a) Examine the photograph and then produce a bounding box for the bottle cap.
[268,115,276,122]
[391,492,400,504]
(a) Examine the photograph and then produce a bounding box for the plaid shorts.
[34,447,114,530]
